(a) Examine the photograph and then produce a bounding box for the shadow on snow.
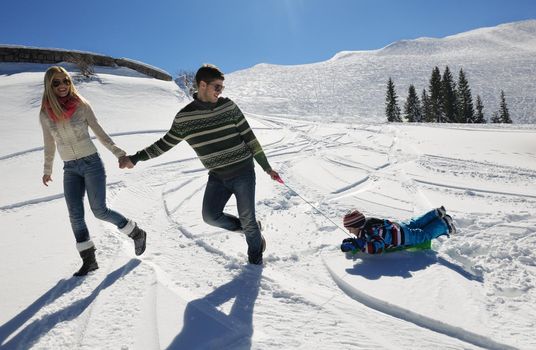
[166,265,262,350]
[344,250,483,282]
[0,259,141,349]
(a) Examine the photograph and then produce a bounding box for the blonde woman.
[40,66,146,276]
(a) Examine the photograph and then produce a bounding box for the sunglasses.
[52,78,71,88]
[207,82,225,92]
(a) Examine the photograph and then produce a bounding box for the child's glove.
[341,237,366,252]
[341,241,355,252]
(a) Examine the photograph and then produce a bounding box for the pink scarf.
[45,95,80,122]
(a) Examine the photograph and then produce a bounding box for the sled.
[348,239,432,255]
[384,239,432,253]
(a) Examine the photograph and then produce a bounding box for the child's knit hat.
[343,210,366,228]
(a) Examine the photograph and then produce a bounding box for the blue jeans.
[399,209,449,246]
[63,153,128,243]
[202,169,262,263]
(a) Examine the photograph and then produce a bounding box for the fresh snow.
[1,47,536,350]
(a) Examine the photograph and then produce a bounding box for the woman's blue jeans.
[399,209,449,246]
[202,169,263,263]
[63,153,127,243]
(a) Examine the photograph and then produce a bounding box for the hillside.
[226,20,536,124]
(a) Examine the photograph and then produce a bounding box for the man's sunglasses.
[207,82,225,92]
[52,78,71,88]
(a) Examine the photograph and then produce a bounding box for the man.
[120,64,279,265]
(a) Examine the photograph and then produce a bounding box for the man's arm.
[234,105,281,180]
[119,115,184,168]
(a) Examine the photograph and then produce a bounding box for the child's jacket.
[358,218,405,254]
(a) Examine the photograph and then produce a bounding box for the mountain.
[226,20,536,124]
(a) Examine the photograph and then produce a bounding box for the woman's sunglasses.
[52,78,71,88]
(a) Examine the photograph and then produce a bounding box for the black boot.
[248,235,266,265]
[436,206,447,218]
[248,253,263,265]
[129,224,147,256]
[74,247,99,277]
[444,215,457,235]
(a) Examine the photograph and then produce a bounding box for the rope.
[275,176,352,238]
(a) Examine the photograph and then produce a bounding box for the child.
[340,207,455,254]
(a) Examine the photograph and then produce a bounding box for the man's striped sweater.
[130,96,272,179]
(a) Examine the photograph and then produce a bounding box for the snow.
[115,57,171,77]
[1,44,536,350]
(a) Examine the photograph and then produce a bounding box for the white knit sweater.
[40,103,126,175]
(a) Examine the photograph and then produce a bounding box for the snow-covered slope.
[226,20,536,124]
[1,63,535,350]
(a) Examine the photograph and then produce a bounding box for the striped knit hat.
[343,210,366,229]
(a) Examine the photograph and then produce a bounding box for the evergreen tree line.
[385,66,512,124]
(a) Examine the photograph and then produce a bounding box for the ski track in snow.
[0,130,168,161]
[412,178,536,199]
[323,258,516,350]
[0,181,123,211]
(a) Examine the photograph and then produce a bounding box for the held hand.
[42,175,52,187]
[119,155,135,169]
[267,170,283,183]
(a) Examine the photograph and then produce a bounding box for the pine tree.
[457,69,475,123]
[441,66,458,123]
[385,78,402,122]
[404,84,421,122]
[491,111,501,123]
[499,90,513,123]
[421,89,433,122]
[428,67,443,122]
[474,95,486,123]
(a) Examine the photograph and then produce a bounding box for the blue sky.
[1,0,535,75]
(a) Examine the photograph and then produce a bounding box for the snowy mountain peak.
[329,20,536,61]
[375,19,536,56]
